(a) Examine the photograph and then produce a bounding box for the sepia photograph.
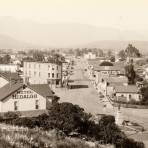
[0,0,147,147]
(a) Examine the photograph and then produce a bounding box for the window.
[57,73,58,78]
[39,64,40,69]
[14,101,18,111]
[52,67,54,70]
[56,80,59,85]
[48,73,50,78]
[121,94,124,97]
[129,94,132,99]
[39,72,41,77]
[35,100,39,109]
[57,66,58,70]
[52,73,54,78]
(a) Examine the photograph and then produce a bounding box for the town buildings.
[113,85,142,102]
[0,83,55,112]
[86,57,142,103]
[0,72,22,88]
[23,61,62,87]
[84,52,96,60]
[0,64,19,72]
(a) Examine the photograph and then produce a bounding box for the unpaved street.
[54,58,148,146]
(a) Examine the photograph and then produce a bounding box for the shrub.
[100,61,113,66]
[11,117,40,128]
[3,103,145,148]
[45,102,91,134]
[4,111,21,119]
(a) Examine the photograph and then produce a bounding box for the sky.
[0,0,148,31]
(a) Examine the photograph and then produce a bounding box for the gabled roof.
[0,82,23,101]
[88,60,101,66]
[94,65,122,71]
[0,83,54,102]
[114,85,139,93]
[0,72,22,82]
[28,84,54,98]
[105,76,128,84]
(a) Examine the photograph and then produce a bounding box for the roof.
[99,61,113,66]
[88,60,101,66]
[105,76,128,84]
[94,65,122,71]
[0,72,22,82]
[0,83,54,101]
[0,82,23,101]
[24,60,62,65]
[29,84,54,98]
[114,85,139,93]
[114,61,125,67]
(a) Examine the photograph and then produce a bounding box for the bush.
[11,117,40,128]
[45,102,91,134]
[100,61,113,66]
[116,138,145,148]
[3,103,145,148]
[4,111,21,119]
[56,139,91,148]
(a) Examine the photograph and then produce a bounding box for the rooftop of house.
[24,60,63,65]
[114,85,139,93]
[0,82,54,102]
[114,61,125,67]
[87,59,101,66]
[94,65,123,71]
[105,76,128,84]
[0,72,22,82]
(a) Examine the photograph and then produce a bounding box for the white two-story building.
[23,61,62,87]
[0,82,55,113]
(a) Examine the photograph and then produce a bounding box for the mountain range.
[0,16,148,53]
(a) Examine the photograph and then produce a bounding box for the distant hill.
[0,16,148,49]
[0,16,148,52]
[0,34,40,49]
[79,40,148,54]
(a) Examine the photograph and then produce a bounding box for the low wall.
[111,100,148,109]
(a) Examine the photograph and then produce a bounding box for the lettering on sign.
[12,90,37,99]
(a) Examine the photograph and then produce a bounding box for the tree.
[47,53,64,64]
[118,50,126,60]
[75,48,81,57]
[0,54,11,64]
[140,86,148,105]
[45,102,91,135]
[107,50,112,57]
[124,60,136,84]
[98,49,104,57]
[33,51,44,62]
[109,56,115,62]
[100,61,113,66]
[125,44,141,57]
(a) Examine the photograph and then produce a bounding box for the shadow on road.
[68,84,89,89]
[68,80,75,83]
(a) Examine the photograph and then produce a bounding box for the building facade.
[0,64,19,72]
[23,61,62,87]
[113,85,141,102]
[84,52,96,60]
[0,83,54,112]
